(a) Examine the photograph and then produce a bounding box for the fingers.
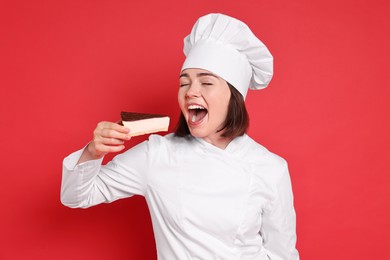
[96,128,130,141]
[93,141,125,155]
[97,121,130,134]
[95,122,129,138]
[89,121,132,157]
[95,136,124,145]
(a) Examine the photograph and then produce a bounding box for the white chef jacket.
[61,133,299,260]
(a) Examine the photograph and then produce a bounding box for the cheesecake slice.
[120,111,170,136]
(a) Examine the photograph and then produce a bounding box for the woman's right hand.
[78,121,131,163]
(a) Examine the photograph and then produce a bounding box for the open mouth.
[188,105,208,123]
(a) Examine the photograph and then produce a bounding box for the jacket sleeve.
[261,166,300,260]
[60,141,150,208]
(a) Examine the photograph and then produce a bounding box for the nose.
[186,83,201,98]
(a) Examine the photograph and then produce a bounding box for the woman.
[61,13,300,260]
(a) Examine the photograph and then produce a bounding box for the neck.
[202,135,233,150]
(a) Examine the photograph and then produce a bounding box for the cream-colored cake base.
[122,117,170,136]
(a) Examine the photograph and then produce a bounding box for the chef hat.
[181,13,273,99]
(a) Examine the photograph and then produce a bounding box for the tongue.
[189,109,207,123]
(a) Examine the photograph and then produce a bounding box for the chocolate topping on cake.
[121,111,166,122]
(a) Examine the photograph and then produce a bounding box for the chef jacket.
[61,133,299,260]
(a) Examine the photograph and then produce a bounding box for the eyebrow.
[179,72,219,79]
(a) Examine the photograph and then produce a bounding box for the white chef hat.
[181,13,273,99]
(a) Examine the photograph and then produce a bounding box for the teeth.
[188,105,205,110]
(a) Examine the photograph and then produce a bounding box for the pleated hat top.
[181,13,274,99]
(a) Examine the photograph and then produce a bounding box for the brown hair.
[174,82,249,139]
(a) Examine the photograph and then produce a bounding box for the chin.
[188,129,203,138]
[188,128,208,138]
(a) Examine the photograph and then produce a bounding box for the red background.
[1,0,389,259]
